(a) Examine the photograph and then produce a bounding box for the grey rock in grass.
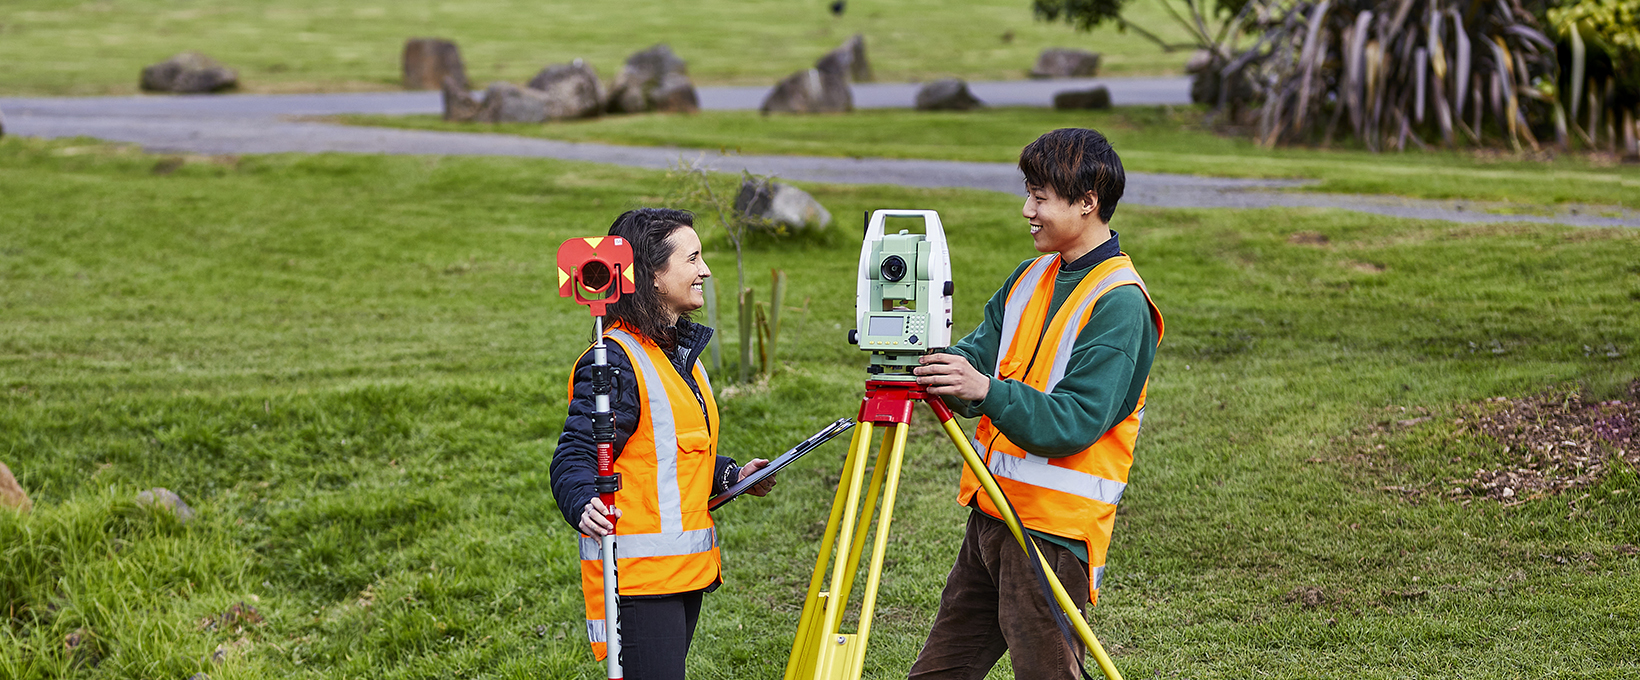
[473,82,556,123]
[402,38,468,91]
[140,52,238,94]
[136,487,195,523]
[608,44,698,114]
[0,461,30,513]
[440,76,483,122]
[761,69,852,115]
[1053,86,1111,110]
[734,178,832,232]
[1030,48,1100,79]
[915,79,983,111]
[527,60,606,120]
[815,34,873,82]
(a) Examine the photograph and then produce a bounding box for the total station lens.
[880,255,907,283]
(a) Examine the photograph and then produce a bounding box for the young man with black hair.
[910,128,1164,679]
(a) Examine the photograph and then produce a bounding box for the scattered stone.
[402,38,468,91]
[204,637,250,665]
[526,60,606,120]
[1052,86,1111,110]
[761,69,853,115]
[914,79,983,111]
[440,76,483,122]
[0,462,30,512]
[136,487,195,523]
[140,52,238,94]
[1030,48,1100,79]
[815,34,872,82]
[607,44,698,114]
[475,82,556,123]
[734,178,832,232]
[64,627,99,667]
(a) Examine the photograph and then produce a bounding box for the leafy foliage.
[1213,0,1563,152]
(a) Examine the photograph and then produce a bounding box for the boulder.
[402,38,468,91]
[608,44,698,114]
[815,34,872,82]
[1053,86,1111,110]
[0,462,30,513]
[761,69,853,115]
[914,79,983,111]
[136,487,195,523]
[1029,48,1100,79]
[440,76,483,122]
[1187,50,1253,107]
[140,52,238,94]
[734,179,832,232]
[527,59,605,119]
[474,82,555,123]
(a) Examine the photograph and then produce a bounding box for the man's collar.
[1061,230,1122,272]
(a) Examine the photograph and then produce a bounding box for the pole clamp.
[595,473,622,494]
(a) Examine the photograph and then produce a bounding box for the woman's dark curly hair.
[605,208,696,349]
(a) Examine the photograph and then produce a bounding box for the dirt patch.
[1448,382,1638,504]
[1287,231,1330,246]
[1345,260,1386,273]
[1283,586,1329,608]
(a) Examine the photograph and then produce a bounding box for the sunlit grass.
[2,137,1637,679]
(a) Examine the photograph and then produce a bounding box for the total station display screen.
[868,315,905,338]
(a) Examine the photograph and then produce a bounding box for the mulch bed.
[1447,381,1638,504]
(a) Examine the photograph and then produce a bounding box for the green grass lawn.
[342,107,1640,208]
[2,137,1638,680]
[0,0,1198,96]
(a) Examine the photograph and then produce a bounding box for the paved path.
[3,78,1635,228]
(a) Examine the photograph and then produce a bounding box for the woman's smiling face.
[654,226,710,322]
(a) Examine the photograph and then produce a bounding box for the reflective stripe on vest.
[995,255,1057,378]
[587,619,606,644]
[1042,267,1145,392]
[610,327,686,535]
[579,527,719,561]
[976,436,1128,506]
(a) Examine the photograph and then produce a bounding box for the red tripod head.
[557,236,636,317]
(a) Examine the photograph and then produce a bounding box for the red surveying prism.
[556,235,635,680]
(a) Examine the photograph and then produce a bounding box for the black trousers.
[617,590,703,680]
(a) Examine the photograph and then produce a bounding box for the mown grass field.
[342,107,1640,208]
[0,0,1197,96]
[2,136,1638,680]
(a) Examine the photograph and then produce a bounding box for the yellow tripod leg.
[938,418,1126,680]
[785,422,873,680]
[809,420,878,680]
[843,422,909,680]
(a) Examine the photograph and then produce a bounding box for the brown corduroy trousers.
[907,512,1091,680]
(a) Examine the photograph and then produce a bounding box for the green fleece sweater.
[944,241,1159,561]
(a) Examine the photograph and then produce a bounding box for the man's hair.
[605,208,696,349]
[1018,128,1125,223]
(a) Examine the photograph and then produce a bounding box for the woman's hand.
[579,497,623,537]
[739,459,777,496]
[914,352,990,402]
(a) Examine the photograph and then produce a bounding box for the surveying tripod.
[783,379,1124,680]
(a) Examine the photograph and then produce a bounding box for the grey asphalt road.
[3,77,1635,228]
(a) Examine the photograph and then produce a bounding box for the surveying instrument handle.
[557,236,636,680]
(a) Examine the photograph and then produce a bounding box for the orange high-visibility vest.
[574,324,723,660]
[958,253,1163,605]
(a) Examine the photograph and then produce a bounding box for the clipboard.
[708,418,856,511]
